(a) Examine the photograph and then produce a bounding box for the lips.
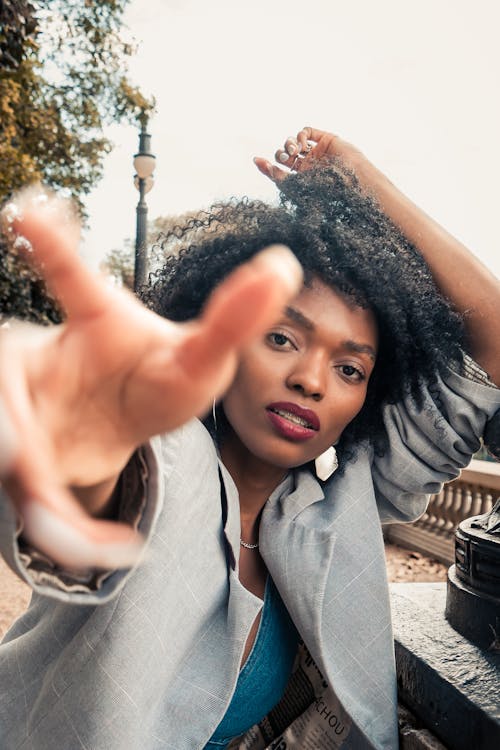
[266,401,320,442]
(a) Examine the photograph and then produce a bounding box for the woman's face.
[222,278,378,471]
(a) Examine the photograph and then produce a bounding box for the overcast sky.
[82,0,500,280]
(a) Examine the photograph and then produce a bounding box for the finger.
[284,137,300,157]
[5,455,144,570]
[0,327,144,570]
[204,244,303,345]
[21,499,144,570]
[297,126,316,152]
[299,126,326,144]
[2,188,114,321]
[0,394,19,476]
[275,148,294,167]
[177,245,303,377]
[276,136,314,173]
[253,157,288,183]
[0,326,46,474]
[299,127,343,161]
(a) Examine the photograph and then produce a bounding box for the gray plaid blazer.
[1,361,499,750]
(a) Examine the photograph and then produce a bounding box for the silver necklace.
[240,539,259,549]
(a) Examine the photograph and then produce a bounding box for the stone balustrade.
[385,459,500,565]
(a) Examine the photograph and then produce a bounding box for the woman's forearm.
[354,155,500,384]
[260,128,500,383]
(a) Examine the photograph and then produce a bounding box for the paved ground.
[0,555,32,640]
[384,543,448,584]
[0,543,448,641]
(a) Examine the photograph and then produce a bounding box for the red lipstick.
[266,401,320,441]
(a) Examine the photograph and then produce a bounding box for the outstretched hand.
[0,189,302,569]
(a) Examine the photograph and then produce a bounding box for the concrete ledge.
[390,582,500,750]
[398,705,448,749]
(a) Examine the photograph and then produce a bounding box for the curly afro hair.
[142,159,465,463]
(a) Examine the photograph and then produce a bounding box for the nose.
[286,351,328,402]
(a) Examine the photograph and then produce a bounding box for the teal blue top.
[204,576,299,749]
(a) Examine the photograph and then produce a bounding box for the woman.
[0,127,499,750]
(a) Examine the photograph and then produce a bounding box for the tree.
[0,1,37,70]
[1,0,154,210]
[0,233,63,324]
[101,245,135,291]
[0,0,154,322]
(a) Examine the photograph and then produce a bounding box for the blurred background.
[83,0,500,278]
[1,0,499,308]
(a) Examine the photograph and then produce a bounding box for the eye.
[337,364,365,382]
[266,331,295,350]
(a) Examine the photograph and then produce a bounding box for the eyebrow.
[285,306,315,330]
[284,306,377,361]
[344,340,377,362]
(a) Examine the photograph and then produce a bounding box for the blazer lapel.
[261,464,398,750]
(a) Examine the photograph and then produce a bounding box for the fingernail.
[278,152,289,164]
[0,396,19,475]
[254,245,303,296]
[23,502,144,571]
[287,143,297,155]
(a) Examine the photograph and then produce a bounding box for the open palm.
[0,192,302,568]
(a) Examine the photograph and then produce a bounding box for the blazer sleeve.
[373,355,500,525]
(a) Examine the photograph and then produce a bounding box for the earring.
[314,446,338,482]
[212,399,217,431]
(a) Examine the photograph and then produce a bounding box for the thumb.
[177,245,303,378]
[253,157,287,183]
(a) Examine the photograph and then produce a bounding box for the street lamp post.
[133,117,156,292]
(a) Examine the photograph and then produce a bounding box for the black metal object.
[134,172,148,292]
[445,499,500,650]
[133,121,155,292]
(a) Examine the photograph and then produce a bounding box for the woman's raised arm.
[255,126,500,385]
[0,189,302,569]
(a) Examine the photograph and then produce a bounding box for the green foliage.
[101,245,135,290]
[0,0,154,212]
[0,0,154,321]
[0,1,37,70]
